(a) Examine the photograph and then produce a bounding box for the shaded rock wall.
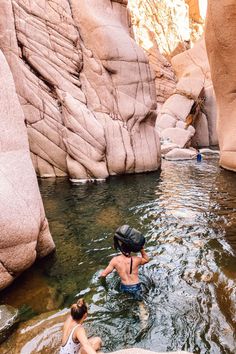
[0,49,55,290]
[205,0,236,172]
[0,0,161,179]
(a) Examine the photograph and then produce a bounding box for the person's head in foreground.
[60,298,102,354]
[71,298,88,322]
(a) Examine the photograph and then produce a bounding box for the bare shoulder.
[63,316,72,330]
[133,255,142,263]
[111,255,120,265]
[75,324,86,336]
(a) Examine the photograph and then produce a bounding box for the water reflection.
[1,159,236,353]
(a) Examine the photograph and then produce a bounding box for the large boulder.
[157,39,218,157]
[0,0,161,180]
[205,0,236,171]
[0,49,55,290]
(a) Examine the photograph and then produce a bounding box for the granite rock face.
[0,0,161,179]
[128,0,207,104]
[206,0,236,172]
[156,39,218,156]
[129,0,206,58]
[0,50,55,290]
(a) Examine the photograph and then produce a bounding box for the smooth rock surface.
[205,0,236,171]
[160,94,194,121]
[157,39,218,155]
[0,49,55,289]
[165,148,197,161]
[161,128,194,148]
[191,113,210,148]
[0,0,161,179]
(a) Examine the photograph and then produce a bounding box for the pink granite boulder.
[0,0,161,180]
[0,50,55,290]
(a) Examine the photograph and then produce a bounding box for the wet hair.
[71,298,88,321]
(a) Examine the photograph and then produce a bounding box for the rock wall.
[129,0,206,58]
[0,0,161,179]
[0,49,55,290]
[205,0,236,172]
[128,0,207,104]
[156,39,218,157]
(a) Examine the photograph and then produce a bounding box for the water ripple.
[1,159,236,353]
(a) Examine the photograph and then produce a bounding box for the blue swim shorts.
[120,283,143,301]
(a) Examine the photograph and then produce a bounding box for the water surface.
[1,159,236,353]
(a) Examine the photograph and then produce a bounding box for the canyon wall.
[129,0,219,156]
[128,0,207,105]
[156,38,218,157]
[206,0,236,171]
[0,50,55,290]
[0,0,161,180]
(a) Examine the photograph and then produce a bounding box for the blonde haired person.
[60,298,102,354]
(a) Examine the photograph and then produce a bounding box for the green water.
[1,159,236,353]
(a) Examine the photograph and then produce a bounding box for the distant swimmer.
[100,225,149,300]
[60,298,102,354]
[197,150,202,162]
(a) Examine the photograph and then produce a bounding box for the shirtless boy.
[100,246,149,300]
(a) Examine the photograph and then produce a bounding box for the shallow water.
[1,159,236,353]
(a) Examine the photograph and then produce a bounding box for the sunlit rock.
[0,305,19,344]
[171,39,217,149]
[165,148,197,161]
[0,309,67,353]
[161,143,179,155]
[129,0,205,57]
[128,0,207,104]
[161,128,195,149]
[157,38,218,157]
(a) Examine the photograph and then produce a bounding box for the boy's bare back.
[100,248,149,285]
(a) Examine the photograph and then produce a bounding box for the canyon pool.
[1,159,236,353]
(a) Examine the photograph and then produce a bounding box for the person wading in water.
[100,225,150,300]
[60,298,102,354]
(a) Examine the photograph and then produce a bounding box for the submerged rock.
[0,305,19,344]
[0,309,66,354]
[0,308,193,353]
[0,268,64,315]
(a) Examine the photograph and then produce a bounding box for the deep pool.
[1,159,236,353]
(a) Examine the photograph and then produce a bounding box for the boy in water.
[100,243,149,300]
